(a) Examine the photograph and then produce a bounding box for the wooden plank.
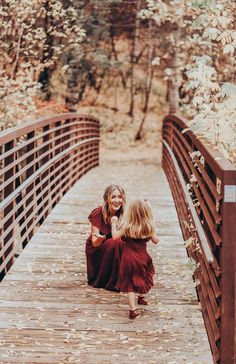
[0,156,212,363]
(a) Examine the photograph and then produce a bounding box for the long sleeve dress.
[85,206,124,291]
[115,236,155,294]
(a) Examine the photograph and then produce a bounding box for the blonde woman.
[111,199,159,319]
[85,184,126,291]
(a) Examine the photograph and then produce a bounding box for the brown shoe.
[129,310,138,319]
[138,296,148,305]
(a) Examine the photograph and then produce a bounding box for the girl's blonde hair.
[123,199,155,239]
[102,184,126,223]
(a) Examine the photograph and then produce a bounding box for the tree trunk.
[38,0,54,100]
[167,77,179,114]
[166,31,180,114]
[128,0,141,121]
[110,31,127,89]
[91,76,105,106]
[135,20,154,140]
[11,24,24,80]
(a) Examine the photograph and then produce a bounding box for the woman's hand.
[92,233,106,240]
[91,227,106,247]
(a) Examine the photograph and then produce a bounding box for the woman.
[85,184,126,291]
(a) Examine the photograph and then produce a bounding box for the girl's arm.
[111,216,123,240]
[90,224,106,247]
[151,232,159,244]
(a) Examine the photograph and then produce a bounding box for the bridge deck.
[0,153,212,363]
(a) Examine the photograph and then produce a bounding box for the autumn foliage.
[0,0,235,163]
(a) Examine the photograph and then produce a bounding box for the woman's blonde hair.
[123,199,155,239]
[102,184,126,223]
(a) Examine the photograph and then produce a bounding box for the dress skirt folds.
[115,237,155,294]
[85,206,124,291]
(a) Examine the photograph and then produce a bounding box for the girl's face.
[107,188,123,215]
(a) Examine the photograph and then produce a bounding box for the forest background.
[0,0,235,164]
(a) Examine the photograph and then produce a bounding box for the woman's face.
[107,188,124,215]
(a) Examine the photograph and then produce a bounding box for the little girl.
[111,198,159,319]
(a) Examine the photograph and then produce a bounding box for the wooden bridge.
[0,114,235,364]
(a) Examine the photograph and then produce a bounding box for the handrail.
[0,113,100,281]
[162,114,236,364]
[163,140,214,264]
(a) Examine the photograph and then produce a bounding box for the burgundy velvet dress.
[115,236,155,294]
[85,206,124,291]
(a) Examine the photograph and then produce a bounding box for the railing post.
[2,140,15,276]
[220,171,236,363]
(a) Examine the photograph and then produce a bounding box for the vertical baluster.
[62,119,71,193]
[96,120,100,168]
[15,149,25,256]
[22,131,36,248]
[70,120,77,186]
[84,119,91,174]
[37,124,51,224]
[77,118,83,176]
[52,121,62,207]
[2,140,15,276]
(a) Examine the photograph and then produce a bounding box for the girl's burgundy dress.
[115,236,155,294]
[85,206,124,291]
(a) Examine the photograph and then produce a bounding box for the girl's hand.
[111,217,123,240]
[111,216,118,224]
[151,233,159,244]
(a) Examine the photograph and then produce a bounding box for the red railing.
[0,113,99,280]
[162,115,236,364]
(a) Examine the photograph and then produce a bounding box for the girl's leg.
[128,292,136,310]
[128,292,138,319]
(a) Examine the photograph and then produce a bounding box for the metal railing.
[162,114,236,364]
[0,113,99,280]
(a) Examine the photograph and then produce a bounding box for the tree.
[139,0,235,162]
[60,0,145,110]
[139,0,192,114]
[128,0,142,120]
[0,0,84,129]
[135,18,155,139]
[185,0,236,163]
